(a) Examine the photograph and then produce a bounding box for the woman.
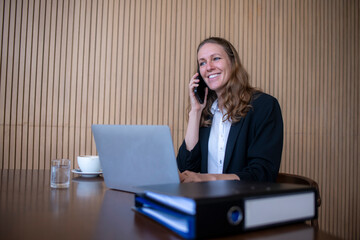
[177,37,283,183]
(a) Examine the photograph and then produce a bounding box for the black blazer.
[177,93,284,182]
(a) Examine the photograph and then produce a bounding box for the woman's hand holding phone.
[189,73,207,112]
[185,73,208,151]
[194,71,207,104]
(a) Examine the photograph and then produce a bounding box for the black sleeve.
[176,140,202,173]
[237,95,283,182]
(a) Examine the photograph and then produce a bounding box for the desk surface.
[0,170,338,240]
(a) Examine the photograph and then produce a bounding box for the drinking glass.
[51,159,71,188]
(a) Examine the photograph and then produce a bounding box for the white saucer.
[72,169,102,178]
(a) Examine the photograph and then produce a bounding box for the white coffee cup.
[77,155,101,172]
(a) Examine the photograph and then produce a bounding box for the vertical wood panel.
[12,0,21,170]
[84,0,93,152]
[0,0,359,239]
[58,0,67,161]
[6,0,17,169]
[16,0,25,170]
[0,0,9,169]
[78,0,88,156]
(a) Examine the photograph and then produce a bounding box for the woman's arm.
[184,110,202,150]
[184,73,208,151]
[176,73,207,172]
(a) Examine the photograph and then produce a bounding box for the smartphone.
[194,70,207,104]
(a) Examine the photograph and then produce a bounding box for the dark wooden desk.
[0,170,338,240]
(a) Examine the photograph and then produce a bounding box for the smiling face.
[197,43,232,97]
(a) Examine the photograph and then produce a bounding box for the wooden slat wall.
[0,0,359,238]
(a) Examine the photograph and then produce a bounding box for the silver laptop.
[92,125,180,193]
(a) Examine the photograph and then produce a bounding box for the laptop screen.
[92,125,180,193]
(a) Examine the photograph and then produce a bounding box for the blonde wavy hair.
[197,37,259,127]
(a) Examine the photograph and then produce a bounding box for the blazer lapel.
[223,119,245,172]
[200,127,211,173]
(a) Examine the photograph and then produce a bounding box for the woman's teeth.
[209,74,219,79]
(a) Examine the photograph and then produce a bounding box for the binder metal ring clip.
[227,206,243,225]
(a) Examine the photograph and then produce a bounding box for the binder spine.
[135,195,196,239]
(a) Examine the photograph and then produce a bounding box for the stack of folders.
[134,180,317,239]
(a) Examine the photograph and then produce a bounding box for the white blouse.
[207,100,232,174]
